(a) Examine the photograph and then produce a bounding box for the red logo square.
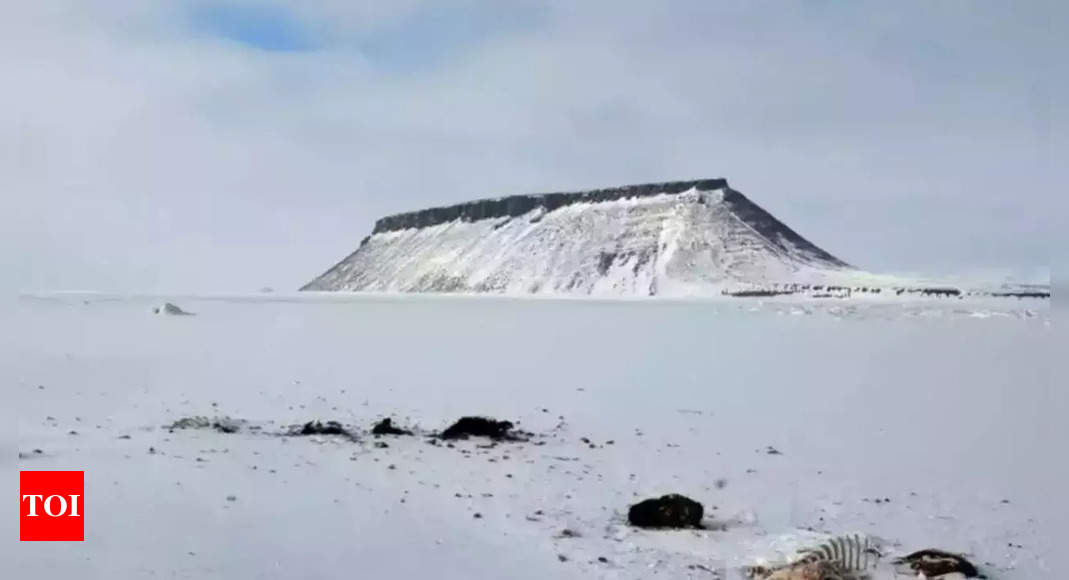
[20,471,84,541]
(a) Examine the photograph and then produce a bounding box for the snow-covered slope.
[6,294,1056,579]
[302,179,858,295]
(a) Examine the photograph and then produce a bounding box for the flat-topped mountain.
[300,179,867,296]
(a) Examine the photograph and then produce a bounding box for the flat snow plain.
[5,292,1060,579]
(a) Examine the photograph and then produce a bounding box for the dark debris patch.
[439,416,531,442]
[167,416,244,434]
[371,418,413,436]
[893,549,981,578]
[291,420,358,440]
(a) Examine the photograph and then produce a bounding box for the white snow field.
[5,293,1059,579]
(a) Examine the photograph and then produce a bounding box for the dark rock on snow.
[628,494,704,529]
[371,417,413,436]
[893,549,980,578]
[440,416,528,441]
[294,420,355,439]
[168,416,242,434]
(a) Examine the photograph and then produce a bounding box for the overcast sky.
[2,1,1062,293]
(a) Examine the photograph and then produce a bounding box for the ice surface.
[5,293,1059,579]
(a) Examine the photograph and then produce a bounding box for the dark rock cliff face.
[371,179,729,234]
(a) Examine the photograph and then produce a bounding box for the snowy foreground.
[5,293,1059,579]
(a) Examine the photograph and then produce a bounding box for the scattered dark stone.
[724,288,797,298]
[597,557,609,563]
[38,385,45,390]
[990,291,1050,299]
[558,528,580,538]
[765,446,782,455]
[117,434,132,440]
[213,420,240,433]
[440,416,529,441]
[34,449,43,454]
[374,441,389,449]
[714,478,728,490]
[226,495,237,502]
[628,494,704,529]
[68,430,78,435]
[894,549,980,578]
[148,447,156,454]
[168,416,243,434]
[294,420,355,439]
[557,554,568,562]
[473,512,483,519]
[371,417,413,436]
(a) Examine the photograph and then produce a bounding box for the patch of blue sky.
[190,3,316,52]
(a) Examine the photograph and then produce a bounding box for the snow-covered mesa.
[301,179,1049,298]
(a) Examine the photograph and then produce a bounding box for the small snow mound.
[154,302,195,316]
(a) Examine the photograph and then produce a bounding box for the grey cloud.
[0,1,1062,293]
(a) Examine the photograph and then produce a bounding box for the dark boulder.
[628,494,704,529]
[440,416,527,441]
[371,418,413,436]
[893,549,980,578]
[294,420,355,439]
